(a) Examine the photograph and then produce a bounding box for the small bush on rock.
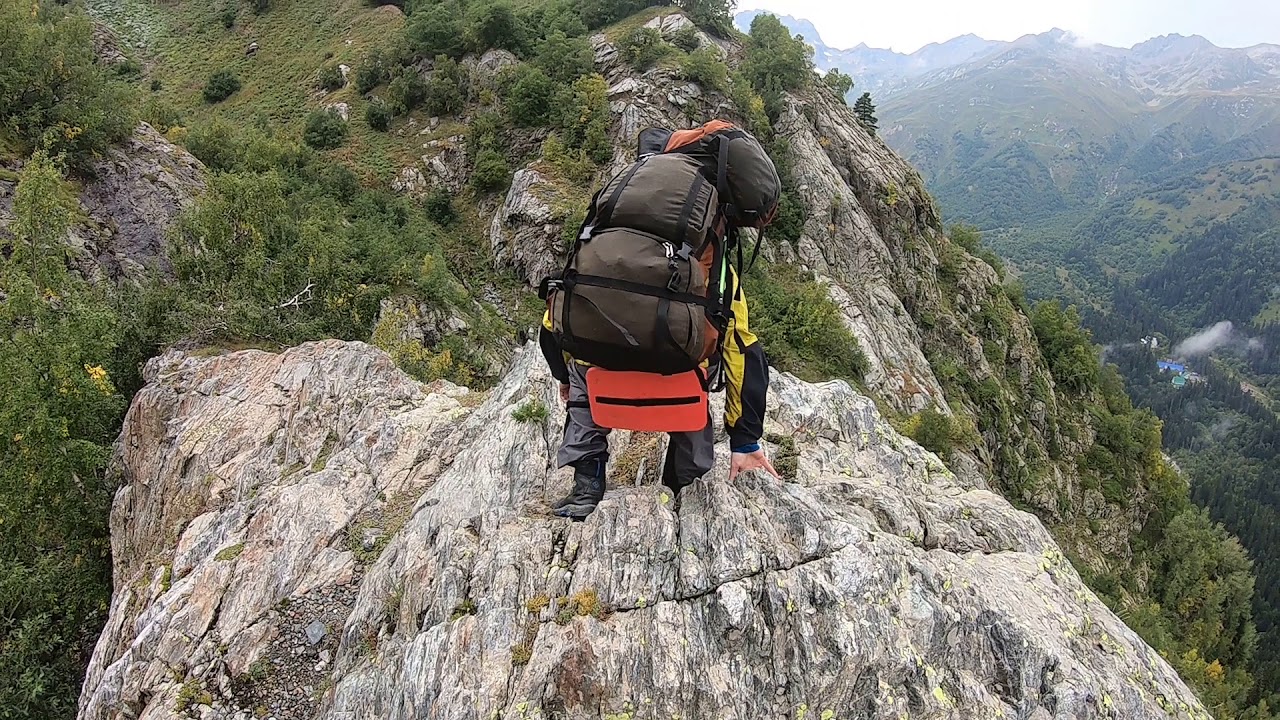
[513,399,549,423]
[680,47,727,91]
[318,64,344,92]
[671,23,700,52]
[470,149,511,193]
[619,27,668,70]
[500,65,556,127]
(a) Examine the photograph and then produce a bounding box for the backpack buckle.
[538,276,561,300]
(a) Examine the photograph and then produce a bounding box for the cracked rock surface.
[79,340,1206,719]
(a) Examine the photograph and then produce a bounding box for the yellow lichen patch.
[931,686,953,708]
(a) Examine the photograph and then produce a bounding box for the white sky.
[740,0,1280,53]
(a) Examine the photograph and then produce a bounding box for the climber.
[537,121,783,519]
[538,266,778,519]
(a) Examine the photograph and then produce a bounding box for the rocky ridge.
[79,340,1208,719]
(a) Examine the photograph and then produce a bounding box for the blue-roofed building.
[1157,360,1187,373]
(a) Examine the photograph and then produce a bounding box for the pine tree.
[854,91,878,135]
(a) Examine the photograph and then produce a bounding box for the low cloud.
[1174,321,1264,357]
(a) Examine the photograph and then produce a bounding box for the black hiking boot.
[554,461,605,520]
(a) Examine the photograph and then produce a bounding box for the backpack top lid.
[663,120,781,230]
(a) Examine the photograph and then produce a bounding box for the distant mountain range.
[736,11,1280,311]
[733,10,1280,100]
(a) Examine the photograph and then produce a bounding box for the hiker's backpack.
[542,120,781,387]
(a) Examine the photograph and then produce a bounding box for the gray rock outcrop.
[80,122,207,279]
[78,340,1209,720]
[488,167,573,286]
[1,122,206,281]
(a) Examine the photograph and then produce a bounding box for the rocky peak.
[78,340,1208,719]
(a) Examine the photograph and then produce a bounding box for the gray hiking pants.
[557,363,715,489]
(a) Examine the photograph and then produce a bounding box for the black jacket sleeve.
[539,323,570,384]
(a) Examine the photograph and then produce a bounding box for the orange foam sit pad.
[585,368,709,433]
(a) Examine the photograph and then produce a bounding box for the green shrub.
[500,65,555,127]
[542,134,595,186]
[1030,301,1099,393]
[534,31,593,84]
[220,5,236,28]
[465,0,525,54]
[0,151,124,718]
[619,27,669,70]
[677,0,733,36]
[387,68,427,115]
[183,119,303,173]
[822,68,853,103]
[354,49,394,94]
[744,13,813,94]
[318,64,344,92]
[0,0,135,169]
[471,148,511,193]
[744,262,869,383]
[113,57,143,79]
[768,191,806,244]
[906,409,959,458]
[671,23,701,52]
[141,96,183,134]
[303,109,348,150]
[150,78,162,91]
[950,223,1005,279]
[513,399,549,423]
[203,68,241,103]
[578,0,651,29]
[680,47,728,91]
[423,56,467,116]
[743,12,813,120]
[405,4,464,60]
[519,0,587,38]
[252,0,270,13]
[425,186,455,225]
[554,74,611,164]
[467,110,509,157]
[365,100,391,131]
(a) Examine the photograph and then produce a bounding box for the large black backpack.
[542,121,780,385]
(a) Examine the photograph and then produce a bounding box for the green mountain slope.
[877,35,1280,306]
[870,25,1280,703]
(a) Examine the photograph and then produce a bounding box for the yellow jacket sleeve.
[721,268,769,449]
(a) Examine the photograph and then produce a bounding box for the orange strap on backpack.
[584,368,709,433]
